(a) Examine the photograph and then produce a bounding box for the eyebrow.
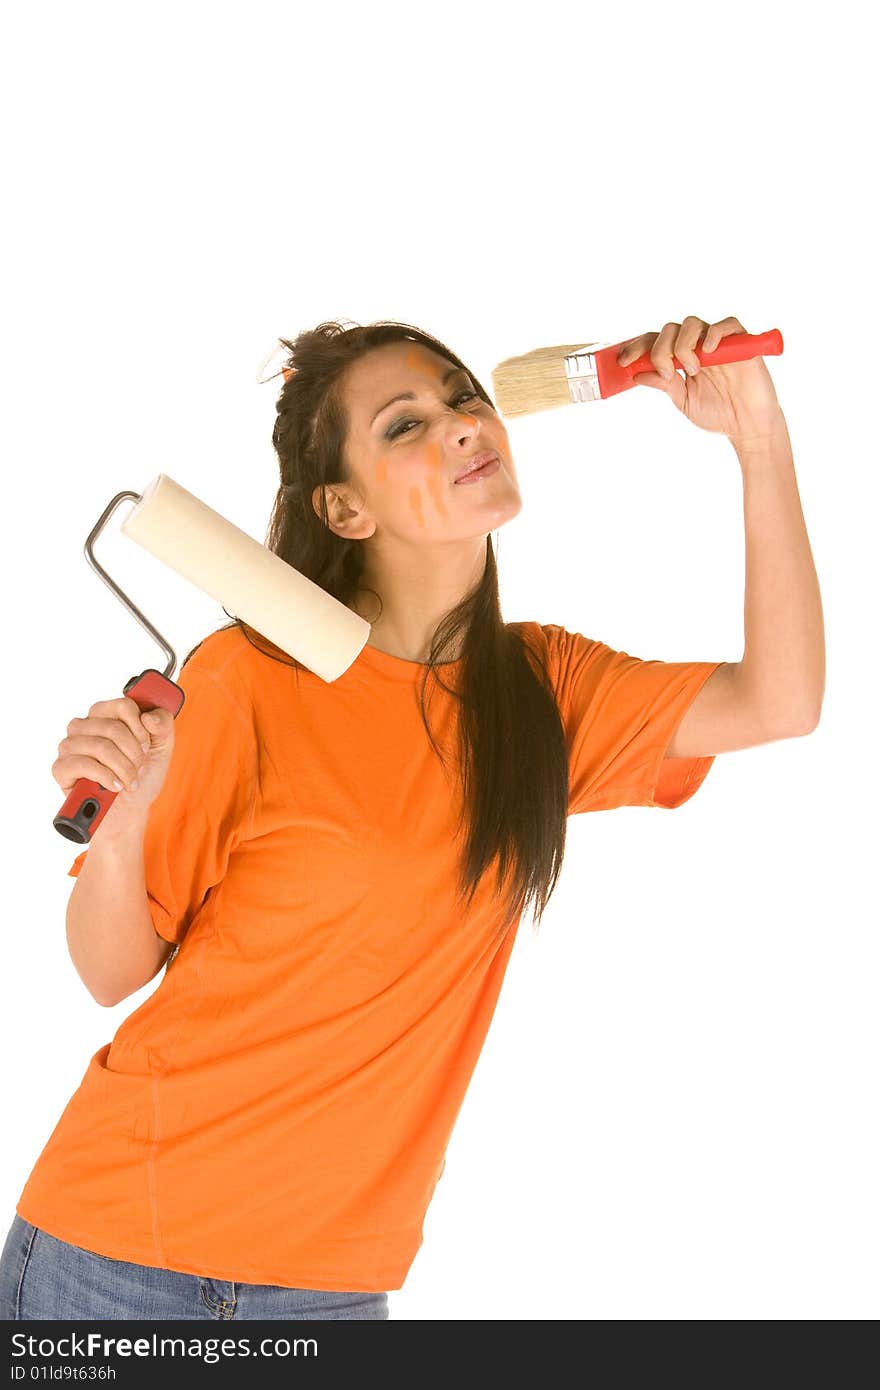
[370,367,470,426]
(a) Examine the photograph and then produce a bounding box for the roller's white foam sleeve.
[120,474,371,683]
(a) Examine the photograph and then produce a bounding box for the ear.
[312,482,375,540]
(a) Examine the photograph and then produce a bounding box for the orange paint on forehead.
[405,346,446,379]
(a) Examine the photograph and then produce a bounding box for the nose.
[444,405,479,445]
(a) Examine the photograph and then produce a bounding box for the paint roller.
[53,473,371,845]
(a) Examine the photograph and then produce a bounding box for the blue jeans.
[0,1214,389,1320]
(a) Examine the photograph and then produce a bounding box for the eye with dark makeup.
[385,390,481,440]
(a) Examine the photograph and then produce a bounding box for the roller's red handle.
[597,328,784,399]
[53,668,185,846]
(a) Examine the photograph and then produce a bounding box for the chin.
[497,492,524,524]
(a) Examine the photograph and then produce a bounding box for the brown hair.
[184,319,570,936]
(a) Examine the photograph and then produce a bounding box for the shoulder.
[511,620,555,652]
[509,621,582,695]
[178,623,286,719]
[512,621,597,670]
[181,623,251,678]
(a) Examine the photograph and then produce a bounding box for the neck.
[352,536,488,663]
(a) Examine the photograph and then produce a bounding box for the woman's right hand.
[53,696,176,814]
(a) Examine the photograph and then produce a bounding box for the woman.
[0,316,819,1320]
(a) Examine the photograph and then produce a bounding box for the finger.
[86,727,147,782]
[52,753,128,795]
[66,715,149,770]
[674,316,710,377]
[85,696,151,752]
[652,322,681,380]
[617,336,648,365]
[120,696,153,751]
[702,316,745,354]
[631,365,686,398]
[58,737,143,790]
[702,324,719,354]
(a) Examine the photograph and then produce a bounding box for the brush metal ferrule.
[563,345,603,403]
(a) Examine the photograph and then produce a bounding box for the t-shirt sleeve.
[67,656,257,945]
[538,624,725,815]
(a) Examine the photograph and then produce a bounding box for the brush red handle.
[53,668,185,846]
[598,328,784,399]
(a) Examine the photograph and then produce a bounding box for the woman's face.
[317,340,522,543]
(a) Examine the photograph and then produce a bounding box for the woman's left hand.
[617,315,785,446]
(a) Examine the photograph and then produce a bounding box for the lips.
[454,450,499,483]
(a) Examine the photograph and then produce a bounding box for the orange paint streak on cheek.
[375,454,389,485]
[423,436,448,520]
[426,472,448,521]
[398,351,474,522]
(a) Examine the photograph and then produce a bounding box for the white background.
[1,0,875,1321]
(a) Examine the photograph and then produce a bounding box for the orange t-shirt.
[17,623,723,1292]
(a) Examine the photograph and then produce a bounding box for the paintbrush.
[490,328,784,418]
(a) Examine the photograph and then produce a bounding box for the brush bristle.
[491,342,598,419]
